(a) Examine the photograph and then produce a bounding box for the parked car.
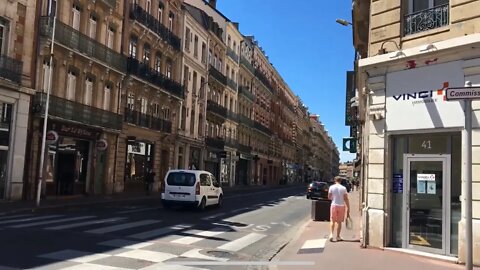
[306,181,330,200]
[161,170,223,210]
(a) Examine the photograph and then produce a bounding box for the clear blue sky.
[217,0,356,162]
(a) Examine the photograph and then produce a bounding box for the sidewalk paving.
[271,190,476,270]
[0,182,304,215]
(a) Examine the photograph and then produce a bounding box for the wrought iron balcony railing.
[227,48,239,62]
[127,57,184,98]
[130,4,181,51]
[227,78,237,91]
[239,86,254,101]
[240,56,255,74]
[32,92,122,130]
[124,107,172,133]
[404,4,449,36]
[225,138,239,149]
[206,100,227,118]
[0,55,22,84]
[253,121,272,135]
[239,114,253,127]
[254,68,275,93]
[238,143,252,153]
[209,65,227,85]
[39,16,127,72]
[226,110,238,122]
[205,136,225,149]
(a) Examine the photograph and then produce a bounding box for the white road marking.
[45,217,125,230]
[116,249,176,263]
[300,238,327,250]
[180,248,228,262]
[0,215,63,225]
[140,263,210,270]
[0,214,32,221]
[116,207,159,214]
[9,216,95,228]
[98,239,155,249]
[270,222,278,225]
[171,228,226,245]
[129,224,192,240]
[85,220,161,234]
[252,225,271,232]
[281,222,292,227]
[60,263,128,270]
[217,233,267,252]
[201,213,225,220]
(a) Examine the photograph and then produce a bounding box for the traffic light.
[343,138,357,153]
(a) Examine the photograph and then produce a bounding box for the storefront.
[236,152,252,186]
[125,137,154,192]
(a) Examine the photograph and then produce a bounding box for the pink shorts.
[330,205,346,223]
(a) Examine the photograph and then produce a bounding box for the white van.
[161,170,223,210]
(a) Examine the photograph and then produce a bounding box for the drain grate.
[206,250,235,259]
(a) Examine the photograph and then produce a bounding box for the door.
[94,151,105,194]
[403,154,450,254]
[209,174,221,205]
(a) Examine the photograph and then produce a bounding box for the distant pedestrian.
[145,169,155,195]
[328,176,350,242]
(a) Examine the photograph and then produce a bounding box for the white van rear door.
[165,172,197,202]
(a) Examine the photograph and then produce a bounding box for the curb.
[0,184,305,215]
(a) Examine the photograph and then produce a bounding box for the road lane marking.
[0,215,63,225]
[85,219,161,234]
[45,217,125,230]
[170,228,226,245]
[298,238,327,254]
[129,224,193,240]
[217,233,267,252]
[116,207,159,214]
[60,264,128,270]
[98,239,155,249]
[140,264,210,270]
[9,216,95,228]
[115,249,176,263]
[0,214,33,221]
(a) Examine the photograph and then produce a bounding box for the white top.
[328,183,347,206]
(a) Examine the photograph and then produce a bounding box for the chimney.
[208,0,217,8]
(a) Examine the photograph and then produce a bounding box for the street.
[0,186,309,270]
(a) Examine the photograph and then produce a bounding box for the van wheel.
[198,197,206,211]
[216,195,223,208]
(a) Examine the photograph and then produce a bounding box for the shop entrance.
[403,154,450,254]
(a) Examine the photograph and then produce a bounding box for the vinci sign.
[386,61,465,131]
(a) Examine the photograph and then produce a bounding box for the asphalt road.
[0,185,310,270]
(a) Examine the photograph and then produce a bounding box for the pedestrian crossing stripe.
[297,238,327,254]
[45,217,126,230]
[171,228,227,245]
[217,232,266,252]
[0,215,63,225]
[9,216,95,229]
[85,219,161,234]
[129,224,193,240]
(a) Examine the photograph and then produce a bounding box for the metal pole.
[464,97,472,270]
[36,9,56,207]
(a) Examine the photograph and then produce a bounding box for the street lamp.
[335,18,352,26]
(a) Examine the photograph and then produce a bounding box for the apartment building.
[29,0,126,198]
[0,0,35,200]
[354,0,480,263]
[121,0,184,193]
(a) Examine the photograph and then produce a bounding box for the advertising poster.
[426,180,436,194]
[417,174,435,194]
[417,180,426,194]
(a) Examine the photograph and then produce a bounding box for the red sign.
[46,130,59,145]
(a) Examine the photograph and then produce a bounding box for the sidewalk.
[0,182,304,215]
[271,190,473,270]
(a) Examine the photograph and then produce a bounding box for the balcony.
[32,92,122,130]
[226,110,238,122]
[227,78,237,91]
[130,4,181,51]
[240,56,255,74]
[253,121,272,135]
[39,16,126,72]
[127,57,184,98]
[225,138,239,149]
[254,68,274,93]
[0,55,22,84]
[404,4,449,36]
[124,108,172,133]
[205,136,225,149]
[238,143,252,153]
[227,48,239,62]
[239,114,253,127]
[207,100,227,117]
[239,86,254,101]
[209,65,227,85]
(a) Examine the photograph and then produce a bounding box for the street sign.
[445,87,480,101]
[350,125,358,138]
[342,138,357,153]
[345,71,355,126]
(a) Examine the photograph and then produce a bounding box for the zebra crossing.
[0,212,268,270]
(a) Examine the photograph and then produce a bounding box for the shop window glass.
[0,103,11,200]
[391,136,406,247]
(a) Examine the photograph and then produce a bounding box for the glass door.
[403,154,450,254]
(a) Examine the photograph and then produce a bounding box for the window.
[84,78,93,106]
[190,109,195,134]
[213,54,217,68]
[107,26,115,49]
[127,93,135,109]
[140,98,148,114]
[185,27,191,51]
[0,18,8,55]
[166,60,172,79]
[146,0,151,13]
[168,12,174,31]
[233,41,237,53]
[200,76,205,98]
[200,174,211,186]
[103,84,111,110]
[409,0,448,13]
[143,44,151,65]
[88,14,97,39]
[158,6,163,22]
[208,50,212,65]
[194,35,199,58]
[71,4,81,31]
[129,36,138,58]
[200,43,206,64]
[405,0,449,35]
[192,71,197,96]
[41,60,51,92]
[155,53,162,73]
[218,58,223,73]
[227,35,231,48]
[183,65,189,91]
[66,70,77,101]
[152,103,160,117]
[162,107,170,120]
